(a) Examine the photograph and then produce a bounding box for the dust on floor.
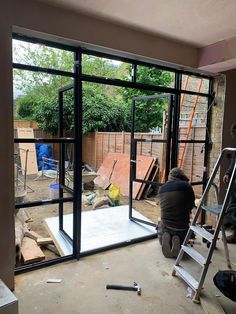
[16,174,160,264]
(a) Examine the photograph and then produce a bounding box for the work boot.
[226,233,236,243]
[161,232,173,258]
[171,235,181,258]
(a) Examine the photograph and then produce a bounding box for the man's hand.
[223,174,230,184]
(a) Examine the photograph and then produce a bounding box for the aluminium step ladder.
[172,147,236,303]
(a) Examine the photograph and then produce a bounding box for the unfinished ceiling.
[38,0,236,47]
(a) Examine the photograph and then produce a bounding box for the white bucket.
[49,183,60,199]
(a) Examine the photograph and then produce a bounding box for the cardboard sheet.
[17,128,38,175]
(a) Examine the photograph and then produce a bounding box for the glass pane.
[14,142,74,203]
[133,93,169,133]
[178,92,208,197]
[13,39,74,72]
[82,83,131,134]
[181,74,210,93]
[131,141,169,224]
[82,54,132,81]
[136,65,175,88]
[13,69,74,138]
[179,94,208,139]
[177,141,205,195]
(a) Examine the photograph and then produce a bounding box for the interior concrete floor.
[14,238,236,314]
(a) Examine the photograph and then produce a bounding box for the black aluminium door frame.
[57,50,83,260]
[14,48,82,273]
[129,94,176,227]
[57,83,81,257]
[13,33,214,272]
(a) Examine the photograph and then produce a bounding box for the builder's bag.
[108,185,120,206]
[213,270,236,302]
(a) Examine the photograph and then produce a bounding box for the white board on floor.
[45,205,156,256]
[17,128,38,175]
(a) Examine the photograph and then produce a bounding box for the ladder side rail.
[211,180,231,268]
[173,148,236,301]
[194,150,236,299]
[191,148,226,225]
[174,148,235,267]
[174,151,224,267]
[211,154,236,240]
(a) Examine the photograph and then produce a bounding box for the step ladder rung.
[173,265,199,290]
[181,245,206,266]
[202,204,222,215]
[190,226,214,243]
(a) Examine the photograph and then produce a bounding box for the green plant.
[13,40,174,134]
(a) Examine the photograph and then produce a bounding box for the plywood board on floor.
[45,205,156,256]
[94,153,156,199]
[17,128,38,175]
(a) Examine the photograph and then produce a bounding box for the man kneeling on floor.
[157,167,195,258]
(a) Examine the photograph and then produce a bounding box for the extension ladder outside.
[172,148,236,303]
[178,77,203,168]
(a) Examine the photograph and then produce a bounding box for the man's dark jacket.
[159,180,195,230]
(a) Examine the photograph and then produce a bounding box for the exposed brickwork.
[205,75,226,225]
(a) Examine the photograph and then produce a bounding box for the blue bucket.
[49,184,60,199]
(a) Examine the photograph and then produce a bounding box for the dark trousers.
[157,221,188,245]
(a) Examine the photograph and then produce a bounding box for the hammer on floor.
[106,281,141,295]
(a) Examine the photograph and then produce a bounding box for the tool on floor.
[172,148,235,303]
[106,281,141,295]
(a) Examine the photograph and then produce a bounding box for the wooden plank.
[145,200,157,206]
[46,244,60,256]
[136,158,155,200]
[17,128,38,175]
[25,230,59,254]
[37,237,54,246]
[142,165,159,198]
[24,230,41,241]
[21,237,45,264]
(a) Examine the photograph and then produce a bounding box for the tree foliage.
[120,66,174,132]
[13,40,174,134]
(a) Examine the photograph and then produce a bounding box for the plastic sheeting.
[35,144,57,171]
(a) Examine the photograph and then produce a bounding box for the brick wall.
[205,75,226,225]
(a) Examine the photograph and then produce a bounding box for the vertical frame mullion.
[129,64,137,218]
[73,49,82,259]
[201,78,214,224]
[58,91,65,230]
[171,72,182,168]
[165,95,174,182]
[129,99,136,219]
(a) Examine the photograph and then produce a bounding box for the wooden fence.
[82,132,163,169]
[82,128,206,196]
[14,121,206,196]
